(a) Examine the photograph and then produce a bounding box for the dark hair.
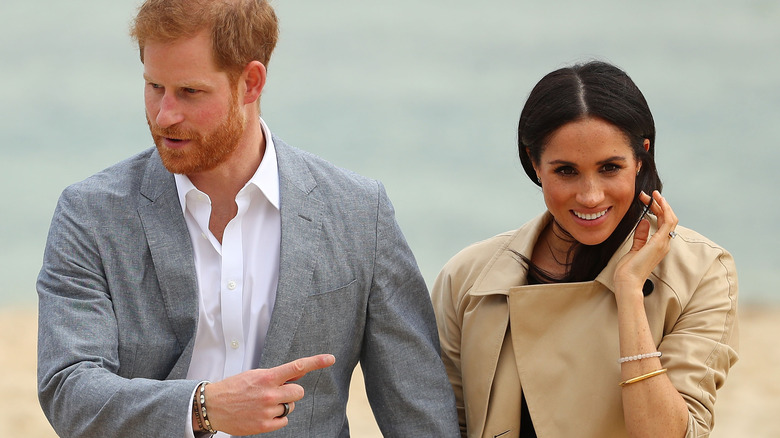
[517,61,662,283]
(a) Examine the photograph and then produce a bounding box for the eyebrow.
[547,156,629,166]
[142,74,211,90]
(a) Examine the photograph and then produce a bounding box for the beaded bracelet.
[618,351,662,364]
[193,391,206,432]
[198,382,218,434]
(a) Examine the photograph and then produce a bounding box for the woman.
[432,61,738,438]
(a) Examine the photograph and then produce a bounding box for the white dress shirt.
[176,118,281,437]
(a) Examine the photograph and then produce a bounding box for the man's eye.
[184,88,199,94]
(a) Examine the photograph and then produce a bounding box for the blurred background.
[1,0,778,436]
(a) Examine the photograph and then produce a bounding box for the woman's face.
[532,117,643,246]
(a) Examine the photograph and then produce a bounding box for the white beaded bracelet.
[618,351,662,364]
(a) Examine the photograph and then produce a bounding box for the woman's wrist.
[613,284,645,306]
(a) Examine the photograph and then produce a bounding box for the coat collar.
[469,211,645,297]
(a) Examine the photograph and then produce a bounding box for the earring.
[537,176,541,184]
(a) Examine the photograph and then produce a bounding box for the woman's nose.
[575,178,605,207]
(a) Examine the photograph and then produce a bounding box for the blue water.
[1,0,778,306]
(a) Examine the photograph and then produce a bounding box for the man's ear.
[242,61,267,105]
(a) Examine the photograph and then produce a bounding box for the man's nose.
[154,93,184,128]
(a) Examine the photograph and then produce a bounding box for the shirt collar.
[174,116,280,212]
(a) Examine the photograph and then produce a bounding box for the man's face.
[142,31,246,175]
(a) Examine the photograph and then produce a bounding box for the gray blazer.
[37,137,459,437]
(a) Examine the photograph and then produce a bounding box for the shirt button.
[201,232,208,240]
[227,281,237,290]
[230,340,240,349]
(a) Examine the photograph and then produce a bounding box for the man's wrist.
[192,381,215,436]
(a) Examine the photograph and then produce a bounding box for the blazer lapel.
[136,150,199,378]
[260,138,324,367]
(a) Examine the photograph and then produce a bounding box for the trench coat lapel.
[259,139,324,367]
[462,217,545,437]
[137,151,199,378]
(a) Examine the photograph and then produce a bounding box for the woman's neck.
[531,220,577,279]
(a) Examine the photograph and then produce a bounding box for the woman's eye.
[601,163,621,173]
[555,166,576,176]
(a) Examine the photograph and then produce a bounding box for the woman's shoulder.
[664,224,734,266]
[432,229,521,308]
[436,214,547,296]
[654,223,738,302]
[443,229,521,275]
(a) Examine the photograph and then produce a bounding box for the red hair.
[130,0,279,80]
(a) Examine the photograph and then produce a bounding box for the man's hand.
[197,354,336,435]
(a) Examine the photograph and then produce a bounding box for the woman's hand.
[613,190,679,298]
[613,190,688,438]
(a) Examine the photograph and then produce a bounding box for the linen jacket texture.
[37,136,459,437]
[432,212,739,438]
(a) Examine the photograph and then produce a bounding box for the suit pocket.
[310,278,356,297]
[294,279,364,355]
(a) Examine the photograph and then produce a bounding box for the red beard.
[147,95,246,175]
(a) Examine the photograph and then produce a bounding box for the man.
[36,0,459,436]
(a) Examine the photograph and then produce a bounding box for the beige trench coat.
[432,212,739,438]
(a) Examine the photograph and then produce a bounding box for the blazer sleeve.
[37,185,197,437]
[358,183,460,437]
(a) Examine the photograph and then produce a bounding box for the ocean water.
[1,0,778,306]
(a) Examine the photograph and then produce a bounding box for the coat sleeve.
[358,183,460,437]
[37,185,197,438]
[430,261,468,437]
[655,244,739,437]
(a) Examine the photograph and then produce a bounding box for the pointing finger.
[271,354,335,384]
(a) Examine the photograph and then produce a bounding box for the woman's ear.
[643,138,650,152]
[529,148,542,183]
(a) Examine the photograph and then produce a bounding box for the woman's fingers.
[640,191,679,239]
[648,191,678,239]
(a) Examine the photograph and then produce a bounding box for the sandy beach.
[4,304,778,437]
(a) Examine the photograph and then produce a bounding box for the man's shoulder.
[274,136,379,194]
[61,148,161,200]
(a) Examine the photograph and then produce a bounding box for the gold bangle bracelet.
[619,368,668,387]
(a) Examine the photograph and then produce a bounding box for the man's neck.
[188,118,265,202]
[188,118,266,242]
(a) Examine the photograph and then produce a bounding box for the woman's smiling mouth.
[573,208,609,221]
